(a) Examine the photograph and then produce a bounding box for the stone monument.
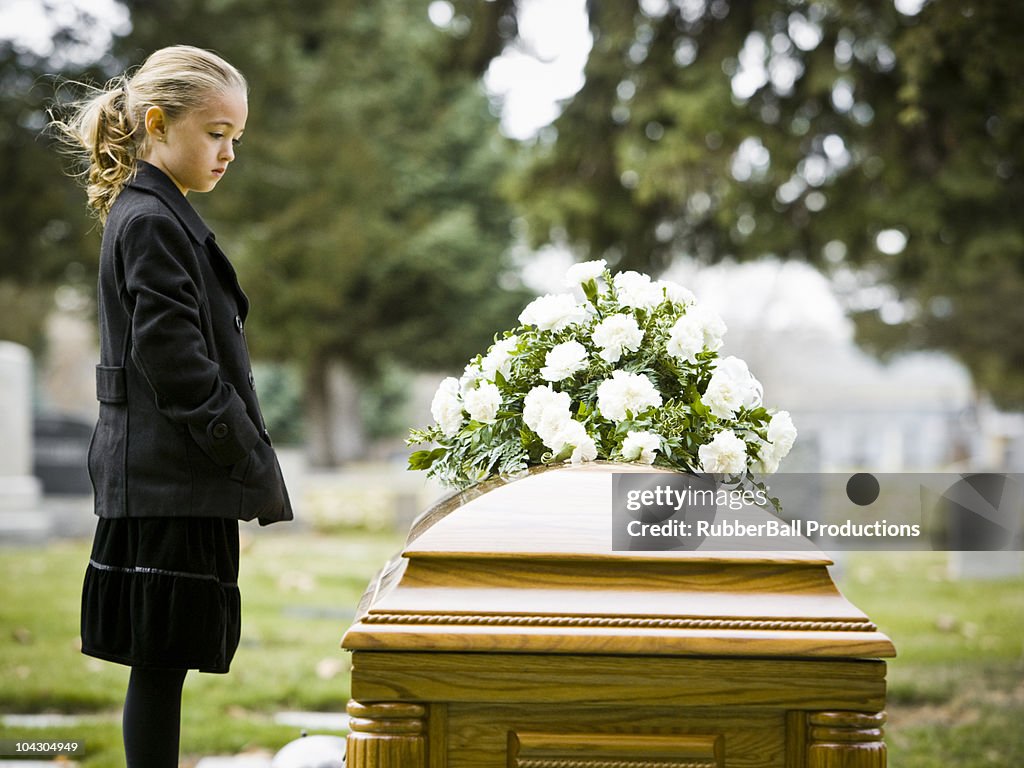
[0,341,44,538]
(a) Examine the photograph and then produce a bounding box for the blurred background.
[0,1,1022,766]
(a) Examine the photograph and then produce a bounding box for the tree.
[0,36,102,351]
[496,0,1024,408]
[113,0,530,463]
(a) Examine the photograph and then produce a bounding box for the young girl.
[53,46,292,767]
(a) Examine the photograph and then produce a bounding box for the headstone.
[33,413,93,495]
[0,342,45,539]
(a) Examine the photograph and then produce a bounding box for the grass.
[1,535,1022,767]
[0,528,405,767]
[834,551,1024,767]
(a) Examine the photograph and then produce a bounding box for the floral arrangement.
[408,260,796,497]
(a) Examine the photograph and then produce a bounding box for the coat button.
[213,423,230,439]
[235,315,244,333]
[248,371,256,390]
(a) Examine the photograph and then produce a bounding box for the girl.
[53,45,292,767]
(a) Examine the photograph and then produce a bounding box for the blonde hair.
[51,45,247,222]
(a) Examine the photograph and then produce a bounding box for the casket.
[342,463,895,768]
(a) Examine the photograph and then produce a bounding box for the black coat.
[88,161,292,525]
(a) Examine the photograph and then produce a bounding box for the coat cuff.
[189,394,261,467]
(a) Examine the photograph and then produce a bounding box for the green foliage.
[0,42,100,349]
[508,1,1024,407]
[252,362,304,445]
[110,0,530,377]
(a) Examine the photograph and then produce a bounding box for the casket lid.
[342,463,895,658]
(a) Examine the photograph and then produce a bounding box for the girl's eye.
[210,132,224,139]
[232,138,242,147]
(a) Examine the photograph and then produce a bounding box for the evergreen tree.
[501,1,1024,407]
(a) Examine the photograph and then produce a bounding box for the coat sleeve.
[120,212,260,467]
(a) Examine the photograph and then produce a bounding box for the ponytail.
[50,46,247,223]
[51,76,139,222]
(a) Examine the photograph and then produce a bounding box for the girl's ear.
[144,106,168,143]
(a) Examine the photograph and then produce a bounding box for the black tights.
[123,666,188,768]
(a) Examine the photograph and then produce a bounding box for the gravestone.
[33,413,93,495]
[0,342,44,538]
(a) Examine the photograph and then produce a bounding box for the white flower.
[565,259,607,287]
[592,313,644,363]
[703,356,763,419]
[523,385,572,442]
[519,293,589,332]
[459,361,484,394]
[689,303,727,351]
[657,279,695,306]
[767,410,797,457]
[698,429,748,474]
[430,377,464,437]
[544,418,597,463]
[463,381,502,423]
[596,370,663,422]
[540,340,589,382]
[666,314,704,363]
[621,430,661,464]
[757,410,797,473]
[570,434,598,464]
[613,271,664,310]
[480,335,519,381]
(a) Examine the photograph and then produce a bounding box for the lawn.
[0,527,406,767]
[1,532,1022,767]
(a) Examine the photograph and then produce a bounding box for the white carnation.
[757,410,797,473]
[480,335,519,381]
[767,410,797,457]
[430,377,464,437]
[518,293,589,332]
[570,434,598,464]
[463,381,502,423]
[540,340,589,382]
[656,279,695,306]
[689,303,727,351]
[666,314,704,363]
[596,370,663,422]
[703,356,763,419]
[523,385,572,443]
[698,429,748,474]
[621,430,661,464]
[565,259,607,287]
[592,313,644,363]
[459,362,484,394]
[545,418,597,463]
[613,271,664,310]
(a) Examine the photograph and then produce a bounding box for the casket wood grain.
[342,464,894,767]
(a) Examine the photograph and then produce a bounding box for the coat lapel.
[205,235,251,321]
[128,162,251,321]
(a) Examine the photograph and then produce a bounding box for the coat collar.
[128,162,212,244]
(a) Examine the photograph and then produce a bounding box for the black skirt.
[81,516,241,674]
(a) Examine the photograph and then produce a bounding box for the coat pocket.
[238,439,290,523]
[88,402,128,515]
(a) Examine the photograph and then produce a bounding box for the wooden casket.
[342,464,895,768]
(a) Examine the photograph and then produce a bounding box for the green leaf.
[408,447,446,471]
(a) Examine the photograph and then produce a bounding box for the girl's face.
[142,87,248,196]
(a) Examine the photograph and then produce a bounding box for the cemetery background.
[1,0,1023,765]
